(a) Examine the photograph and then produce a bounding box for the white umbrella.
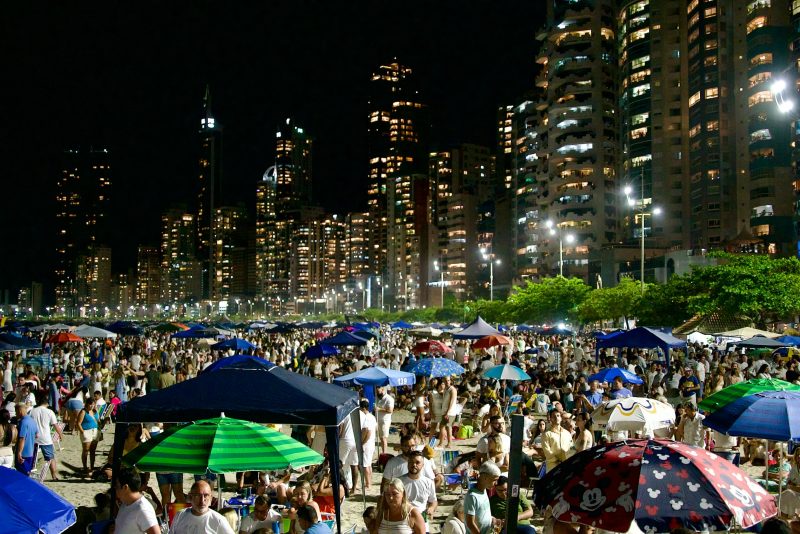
[591,397,676,433]
[73,325,118,339]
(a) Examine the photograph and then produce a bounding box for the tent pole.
[325,425,343,534]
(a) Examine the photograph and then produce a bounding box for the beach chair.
[526,462,546,499]
[504,394,523,423]
[321,512,337,531]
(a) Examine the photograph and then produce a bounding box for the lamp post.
[479,245,501,301]
[545,220,575,277]
[376,276,384,312]
[623,184,662,293]
[434,261,445,308]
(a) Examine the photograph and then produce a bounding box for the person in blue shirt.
[576,380,604,412]
[15,404,38,475]
[297,504,333,534]
[610,377,632,399]
[678,366,701,406]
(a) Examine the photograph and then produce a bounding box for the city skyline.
[1,2,542,296]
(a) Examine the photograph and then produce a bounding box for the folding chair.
[504,394,523,423]
[321,512,337,531]
[526,462,546,499]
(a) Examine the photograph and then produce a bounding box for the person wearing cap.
[678,365,701,407]
[464,461,501,534]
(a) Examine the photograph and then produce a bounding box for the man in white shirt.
[476,416,511,464]
[30,393,63,481]
[375,387,394,456]
[383,434,439,491]
[172,480,235,533]
[358,399,377,494]
[238,495,281,534]
[114,467,161,534]
[401,451,437,532]
[679,403,707,448]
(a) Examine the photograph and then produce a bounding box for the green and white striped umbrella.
[122,416,323,474]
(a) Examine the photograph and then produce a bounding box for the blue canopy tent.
[0,332,41,350]
[321,331,369,346]
[302,344,341,359]
[106,321,144,336]
[171,325,217,339]
[595,327,686,367]
[540,326,574,336]
[117,355,358,534]
[776,335,800,346]
[516,325,536,332]
[453,316,502,340]
[390,321,413,330]
[732,336,791,349]
[209,338,256,352]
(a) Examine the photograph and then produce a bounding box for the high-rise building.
[618,0,687,253]
[741,0,795,254]
[110,273,133,315]
[55,147,112,314]
[276,118,313,213]
[367,62,429,282]
[532,0,620,279]
[345,212,371,284]
[255,166,277,299]
[212,205,248,302]
[497,105,515,191]
[135,246,161,308]
[197,85,223,299]
[161,209,202,303]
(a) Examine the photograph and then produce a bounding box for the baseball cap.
[479,461,502,476]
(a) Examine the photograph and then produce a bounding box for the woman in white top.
[370,477,425,534]
[442,499,466,534]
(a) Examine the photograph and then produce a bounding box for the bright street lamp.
[434,261,445,308]
[624,183,661,293]
[546,220,574,277]
[480,245,501,301]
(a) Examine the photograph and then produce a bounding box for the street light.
[623,183,661,293]
[376,276,384,312]
[772,78,795,113]
[546,220,575,277]
[479,246,501,301]
[434,261,445,308]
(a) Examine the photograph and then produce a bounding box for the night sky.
[1,1,544,298]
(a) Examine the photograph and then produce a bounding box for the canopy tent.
[302,344,341,359]
[713,327,780,339]
[117,355,358,534]
[390,321,413,330]
[453,316,502,340]
[776,335,800,346]
[731,336,790,349]
[686,331,713,345]
[28,323,71,332]
[408,326,443,338]
[106,321,144,336]
[118,355,357,426]
[0,332,41,350]
[171,326,217,339]
[333,366,416,388]
[209,338,256,352]
[595,327,686,367]
[320,331,369,346]
[73,325,118,339]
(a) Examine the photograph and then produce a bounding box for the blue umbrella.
[202,355,274,373]
[0,466,76,533]
[390,321,413,330]
[702,390,800,441]
[321,331,369,346]
[588,367,644,385]
[210,338,256,352]
[776,335,800,346]
[482,364,531,381]
[408,357,465,377]
[334,366,416,388]
[302,344,341,359]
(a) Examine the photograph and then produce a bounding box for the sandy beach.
[45,407,479,533]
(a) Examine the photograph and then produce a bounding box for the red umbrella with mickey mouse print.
[534,439,776,533]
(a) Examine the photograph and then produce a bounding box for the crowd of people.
[2,322,800,534]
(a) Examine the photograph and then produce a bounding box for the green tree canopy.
[577,277,642,326]
[507,276,591,324]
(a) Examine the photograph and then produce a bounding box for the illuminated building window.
[750,129,772,142]
[629,1,648,15]
[748,72,772,88]
[687,0,699,14]
[705,6,717,17]
[631,127,648,139]
[706,120,719,131]
[630,28,650,42]
[748,91,773,107]
[630,69,650,83]
[705,40,718,51]
[689,91,701,107]
[748,0,771,14]
[632,84,650,97]
[631,55,650,70]
[746,16,768,34]
[689,124,701,138]
[750,53,772,66]
[705,87,719,99]
[632,112,649,125]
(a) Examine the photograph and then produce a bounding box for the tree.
[577,277,642,327]
[685,253,800,326]
[507,277,591,325]
[633,274,695,327]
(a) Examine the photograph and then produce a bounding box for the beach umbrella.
[72,325,117,339]
[701,390,800,442]
[302,344,341,359]
[154,322,187,333]
[390,321,413,330]
[314,331,330,339]
[123,415,323,474]
[0,466,76,534]
[482,364,530,381]
[590,397,675,432]
[320,331,369,346]
[408,357,465,378]
[334,366,416,388]
[588,367,644,385]
[210,338,256,352]
[534,439,776,533]
[44,331,83,344]
[411,340,452,355]
[472,334,512,350]
[408,326,443,338]
[772,346,800,363]
[698,378,800,413]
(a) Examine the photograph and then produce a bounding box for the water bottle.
[272,518,282,534]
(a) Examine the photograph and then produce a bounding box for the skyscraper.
[367,62,429,285]
[533,0,620,279]
[276,118,313,213]
[197,85,223,299]
[135,246,161,308]
[55,147,112,314]
[255,166,277,303]
[212,205,248,301]
[161,209,202,304]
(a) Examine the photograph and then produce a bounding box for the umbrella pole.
[778,445,783,513]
